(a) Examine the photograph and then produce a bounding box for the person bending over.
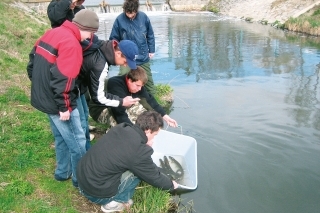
[89,67,178,128]
[76,111,179,212]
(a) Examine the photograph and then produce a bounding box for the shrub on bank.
[284,6,320,36]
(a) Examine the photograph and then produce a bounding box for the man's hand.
[122,96,140,107]
[59,110,70,121]
[149,53,155,59]
[163,115,178,127]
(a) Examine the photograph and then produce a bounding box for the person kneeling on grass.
[76,111,179,212]
[89,66,178,129]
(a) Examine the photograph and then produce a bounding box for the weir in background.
[20,0,210,14]
[84,0,169,13]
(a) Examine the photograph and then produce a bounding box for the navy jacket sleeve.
[145,16,155,53]
[109,15,122,41]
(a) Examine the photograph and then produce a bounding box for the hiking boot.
[101,201,125,212]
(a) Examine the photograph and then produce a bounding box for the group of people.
[27,0,179,212]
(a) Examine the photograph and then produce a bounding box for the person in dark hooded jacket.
[47,0,86,28]
[77,111,179,212]
[78,37,141,124]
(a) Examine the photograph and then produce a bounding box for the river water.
[96,12,320,213]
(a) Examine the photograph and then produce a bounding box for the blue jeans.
[76,94,91,150]
[48,108,86,187]
[79,171,140,205]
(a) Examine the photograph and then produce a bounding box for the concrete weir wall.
[17,0,320,24]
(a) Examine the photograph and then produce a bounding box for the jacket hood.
[82,34,103,56]
[99,40,117,66]
[132,123,148,144]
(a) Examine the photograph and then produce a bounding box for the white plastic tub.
[152,129,198,191]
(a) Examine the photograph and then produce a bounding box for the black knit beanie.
[73,9,99,32]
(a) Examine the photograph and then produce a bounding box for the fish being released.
[164,156,176,174]
[159,158,174,180]
[159,155,184,181]
[169,156,184,178]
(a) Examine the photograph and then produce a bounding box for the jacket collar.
[61,20,81,41]
[100,40,116,65]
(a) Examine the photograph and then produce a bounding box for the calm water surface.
[97,12,320,213]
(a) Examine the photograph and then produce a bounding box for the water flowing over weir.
[84,0,169,14]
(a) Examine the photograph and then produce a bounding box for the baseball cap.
[118,40,138,69]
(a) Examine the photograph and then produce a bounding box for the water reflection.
[97,12,320,213]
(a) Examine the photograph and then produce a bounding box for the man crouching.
[76,111,179,212]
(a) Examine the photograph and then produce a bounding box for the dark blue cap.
[118,40,138,69]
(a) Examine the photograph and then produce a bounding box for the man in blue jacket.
[109,0,156,95]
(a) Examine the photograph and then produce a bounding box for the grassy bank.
[0,1,178,212]
[284,5,320,36]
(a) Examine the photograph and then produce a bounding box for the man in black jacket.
[77,111,179,212]
[89,67,178,128]
[80,39,140,109]
[47,0,93,148]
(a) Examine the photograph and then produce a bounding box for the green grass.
[284,5,320,36]
[201,0,219,13]
[0,1,179,212]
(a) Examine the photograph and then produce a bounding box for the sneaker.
[128,199,133,205]
[101,201,125,212]
[90,133,95,141]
